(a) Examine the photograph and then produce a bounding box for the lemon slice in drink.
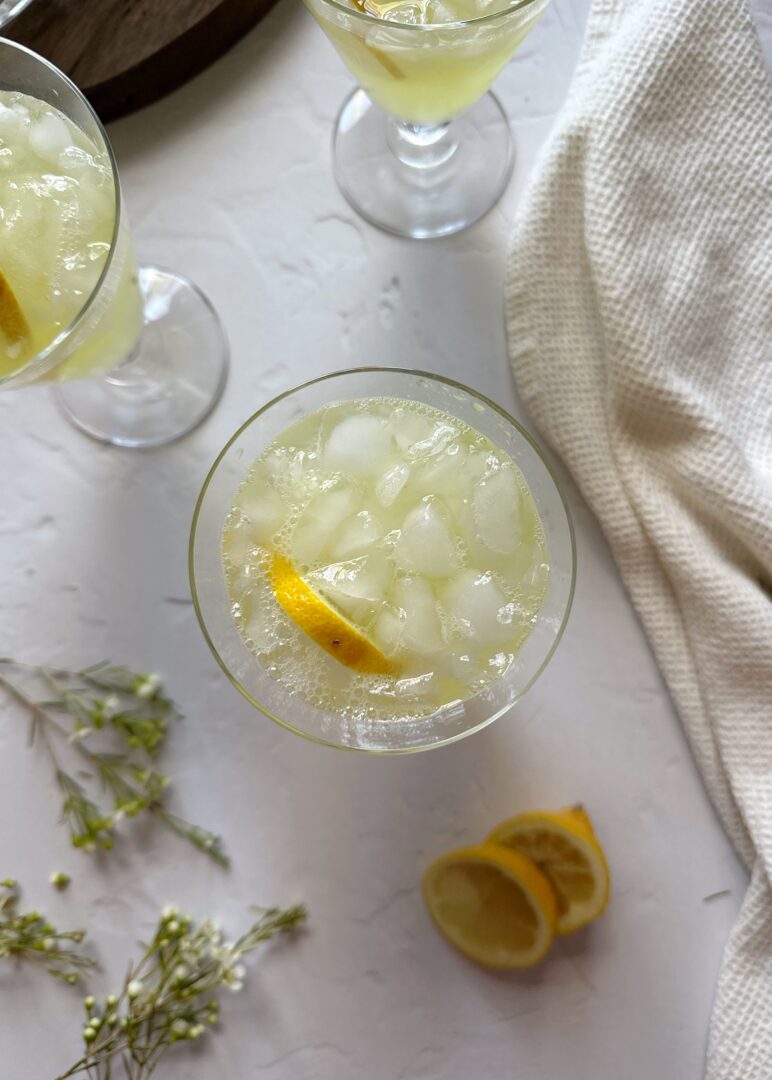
[269,552,394,675]
[0,270,29,349]
[422,843,557,969]
[488,806,610,934]
[349,0,407,79]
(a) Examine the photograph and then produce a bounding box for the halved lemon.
[0,270,29,347]
[488,806,610,934]
[269,552,394,676]
[422,843,557,969]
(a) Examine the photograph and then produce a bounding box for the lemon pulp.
[422,843,557,968]
[489,807,611,933]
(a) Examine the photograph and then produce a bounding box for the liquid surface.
[311,0,544,123]
[0,91,141,383]
[223,398,549,723]
[366,0,519,24]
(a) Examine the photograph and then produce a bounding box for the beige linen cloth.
[506,0,772,1075]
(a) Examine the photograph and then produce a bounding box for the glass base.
[54,266,228,448]
[333,89,514,239]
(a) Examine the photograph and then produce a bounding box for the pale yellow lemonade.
[223,398,549,723]
[312,0,546,124]
[0,91,142,384]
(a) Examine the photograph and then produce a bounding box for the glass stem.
[387,118,459,168]
[103,273,166,398]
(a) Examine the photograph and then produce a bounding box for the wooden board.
[6,0,280,121]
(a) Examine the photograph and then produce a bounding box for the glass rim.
[189,366,577,754]
[309,0,545,33]
[0,37,123,386]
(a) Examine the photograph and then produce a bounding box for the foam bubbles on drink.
[222,397,550,723]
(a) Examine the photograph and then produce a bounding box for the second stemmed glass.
[304,0,549,238]
[0,39,228,447]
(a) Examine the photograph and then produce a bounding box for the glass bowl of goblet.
[0,38,228,447]
[190,367,575,753]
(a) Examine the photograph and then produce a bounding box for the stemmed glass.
[0,39,228,447]
[303,0,549,238]
[190,368,575,753]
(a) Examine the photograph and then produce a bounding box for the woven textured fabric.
[505,0,772,1075]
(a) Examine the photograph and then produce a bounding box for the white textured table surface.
[2,1,766,1076]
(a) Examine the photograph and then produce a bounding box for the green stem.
[0,671,62,768]
[1,660,227,866]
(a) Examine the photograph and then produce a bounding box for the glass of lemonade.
[303,0,549,238]
[0,39,228,447]
[190,368,574,752]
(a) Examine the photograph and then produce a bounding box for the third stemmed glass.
[0,39,227,447]
[304,0,549,238]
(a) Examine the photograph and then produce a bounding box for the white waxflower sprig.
[0,880,94,985]
[57,903,307,1079]
[0,659,228,866]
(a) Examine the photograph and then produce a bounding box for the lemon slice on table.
[488,806,610,934]
[0,270,29,349]
[269,552,394,676]
[422,843,557,969]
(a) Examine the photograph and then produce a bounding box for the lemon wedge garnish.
[488,806,611,934]
[422,843,557,969]
[349,0,407,79]
[0,270,29,348]
[269,552,394,676]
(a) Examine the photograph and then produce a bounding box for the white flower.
[190,1023,205,1038]
[42,937,54,950]
[199,918,222,947]
[136,674,161,699]
[103,694,120,716]
[173,964,189,982]
[162,904,179,920]
[223,961,246,992]
[171,1019,189,1037]
[127,979,144,999]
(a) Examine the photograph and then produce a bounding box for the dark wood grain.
[6,0,279,120]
